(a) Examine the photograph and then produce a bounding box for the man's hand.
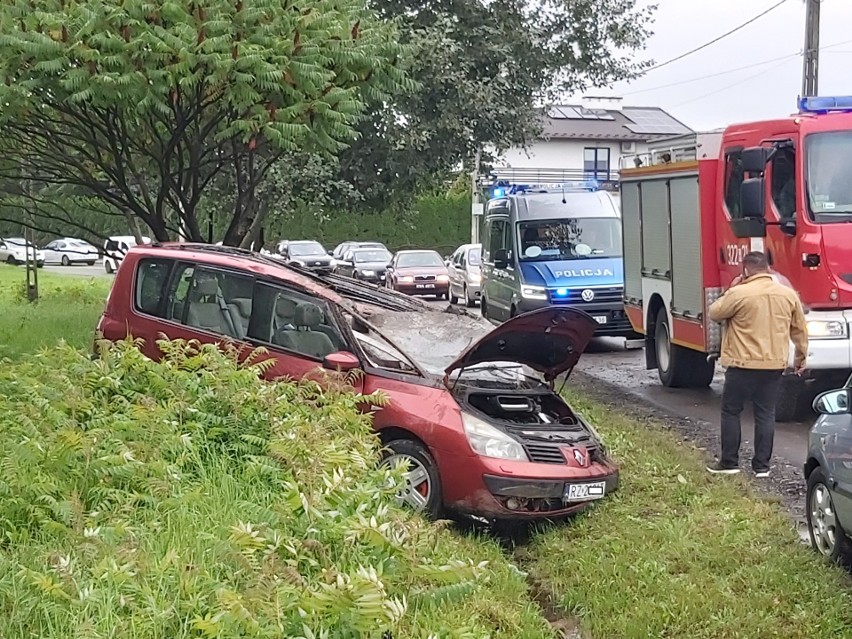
[795,365,807,377]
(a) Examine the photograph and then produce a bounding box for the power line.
[669,57,795,108]
[627,37,852,97]
[646,0,791,72]
[624,52,799,96]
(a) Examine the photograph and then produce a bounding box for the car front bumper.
[433,446,619,519]
[396,282,449,296]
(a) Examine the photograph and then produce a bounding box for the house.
[491,97,693,188]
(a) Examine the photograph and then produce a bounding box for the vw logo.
[581,289,595,302]
[573,448,587,467]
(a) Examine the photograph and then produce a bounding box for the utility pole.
[470,147,483,244]
[802,0,821,97]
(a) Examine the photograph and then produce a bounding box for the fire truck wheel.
[654,308,713,388]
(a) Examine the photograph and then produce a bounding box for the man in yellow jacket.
[707,251,808,477]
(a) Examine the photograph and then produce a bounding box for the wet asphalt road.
[427,297,812,470]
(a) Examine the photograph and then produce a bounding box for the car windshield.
[354,250,391,263]
[807,131,852,219]
[468,247,482,265]
[397,252,443,268]
[289,242,326,256]
[518,218,622,261]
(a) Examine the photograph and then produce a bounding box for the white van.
[103,235,151,274]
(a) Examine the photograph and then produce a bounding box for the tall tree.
[338,0,655,208]
[0,0,405,246]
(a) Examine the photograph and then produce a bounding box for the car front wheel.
[382,439,443,519]
[807,467,852,565]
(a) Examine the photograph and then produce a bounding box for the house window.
[584,148,611,179]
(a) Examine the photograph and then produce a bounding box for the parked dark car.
[331,240,387,263]
[805,385,852,563]
[335,247,393,282]
[277,240,333,273]
[386,250,450,299]
[96,243,619,520]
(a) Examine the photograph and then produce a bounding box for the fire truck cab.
[620,96,852,421]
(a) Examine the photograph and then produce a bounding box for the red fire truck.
[620,96,852,421]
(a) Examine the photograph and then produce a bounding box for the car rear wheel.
[382,439,443,520]
[104,261,114,274]
[807,467,852,565]
[87,261,96,266]
[449,287,459,305]
[6,255,15,265]
[464,285,476,308]
[61,255,70,266]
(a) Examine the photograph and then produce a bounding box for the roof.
[539,105,692,142]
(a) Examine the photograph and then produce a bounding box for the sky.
[601,0,852,131]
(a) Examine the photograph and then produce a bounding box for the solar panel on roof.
[623,108,690,135]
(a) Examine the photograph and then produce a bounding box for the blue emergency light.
[555,288,569,297]
[490,180,599,198]
[798,95,852,114]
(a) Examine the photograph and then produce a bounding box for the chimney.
[581,96,623,113]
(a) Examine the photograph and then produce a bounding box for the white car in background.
[42,238,99,266]
[0,237,44,267]
[103,235,151,274]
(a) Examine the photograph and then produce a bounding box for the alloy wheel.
[810,482,838,557]
[384,453,432,512]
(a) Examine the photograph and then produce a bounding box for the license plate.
[563,481,606,502]
[416,284,435,289]
[593,316,608,324]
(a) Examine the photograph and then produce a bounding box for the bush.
[0,340,553,638]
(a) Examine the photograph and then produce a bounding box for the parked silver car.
[0,237,44,267]
[447,243,482,307]
[805,385,852,563]
[43,237,98,266]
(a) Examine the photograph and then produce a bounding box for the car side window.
[459,250,467,268]
[248,281,344,360]
[485,218,510,262]
[344,312,417,374]
[176,267,253,339]
[134,258,173,317]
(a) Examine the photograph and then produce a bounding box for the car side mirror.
[740,178,765,219]
[741,146,773,173]
[494,248,509,269]
[323,350,361,372]
[814,389,851,415]
[386,263,393,269]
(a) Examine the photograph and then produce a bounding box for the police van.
[480,181,637,338]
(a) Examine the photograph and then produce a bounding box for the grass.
[0,264,110,358]
[0,341,556,638]
[523,389,852,639]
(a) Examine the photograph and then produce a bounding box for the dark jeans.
[720,367,783,471]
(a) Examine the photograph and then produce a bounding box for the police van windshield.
[518,218,622,261]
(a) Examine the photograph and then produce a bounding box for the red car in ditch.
[95,243,618,520]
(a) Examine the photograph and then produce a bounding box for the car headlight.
[400,276,414,283]
[437,274,449,283]
[461,412,528,461]
[521,285,548,300]
[359,269,375,276]
[807,320,848,338]
[290,260,306,267]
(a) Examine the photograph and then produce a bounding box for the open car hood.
[445,307,599,383]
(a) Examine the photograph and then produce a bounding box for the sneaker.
[753,468,770,478]
[706,462,740,475]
